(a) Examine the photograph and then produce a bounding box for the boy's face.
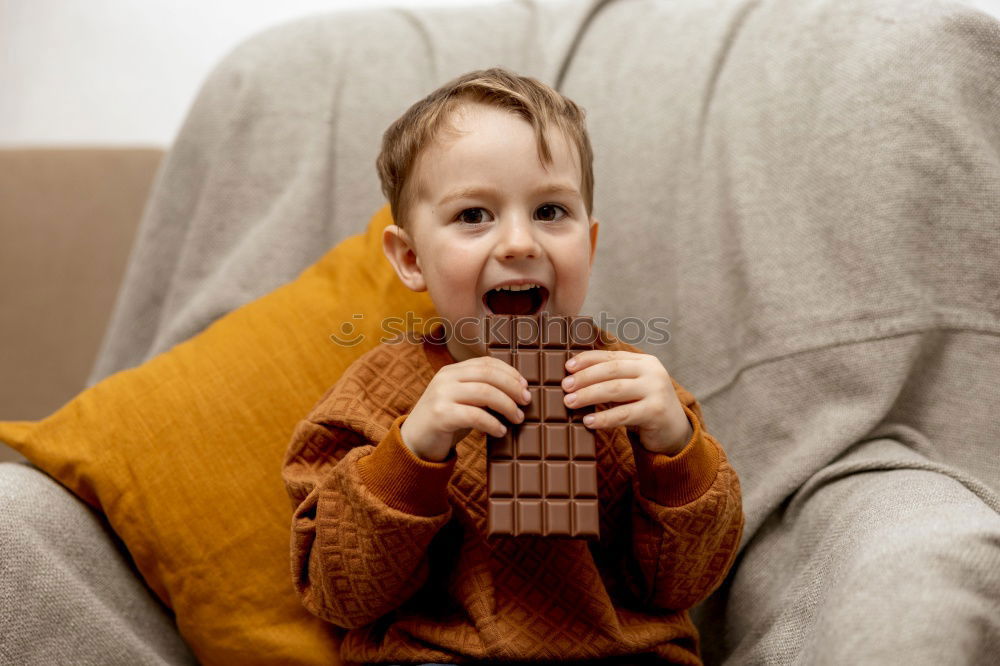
[383,102,599,362]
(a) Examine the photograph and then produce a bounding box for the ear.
[382,224,427,292]
[589,218,600,267]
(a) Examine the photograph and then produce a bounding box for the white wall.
[0,0,503,147]
[4,0,999,148]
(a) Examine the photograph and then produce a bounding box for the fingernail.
[516,409,524,422]
[566,357,577,369]
[521,376,528,386]
[583,414,595,426]
[562,376,575,390]
[522,389,531,403]
[565,392,577,406]
[500,424,507,434]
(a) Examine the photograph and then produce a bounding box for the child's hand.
[401,357,530,462]
[561,351,694,456]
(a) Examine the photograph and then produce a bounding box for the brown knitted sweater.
[282,324,744,665]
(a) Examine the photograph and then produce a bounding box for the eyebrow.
[436,183,581,207]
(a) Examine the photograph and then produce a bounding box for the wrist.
[400,418,451,462]
[356,413,456,516]
[639,420,694,456]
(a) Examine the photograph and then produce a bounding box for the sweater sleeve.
[282,411,457,629]
[624,379,745,611]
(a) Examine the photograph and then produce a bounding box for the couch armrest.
[0,461,197,663]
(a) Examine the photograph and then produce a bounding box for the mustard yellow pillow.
[0,204,434,666]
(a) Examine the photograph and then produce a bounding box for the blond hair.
[375,66,594,229]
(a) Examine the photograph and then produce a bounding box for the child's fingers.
[580,400,644,430]
[482,355,528,387]
[451,382,524,428]
[452,357,530,405]
[563,377,645,411]
[561,357,642,393]
[452,403,509,439]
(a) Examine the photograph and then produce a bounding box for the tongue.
[485,288,540,315]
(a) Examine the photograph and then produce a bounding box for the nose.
[494,214,541,260]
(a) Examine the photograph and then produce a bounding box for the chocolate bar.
[483,313,600,538]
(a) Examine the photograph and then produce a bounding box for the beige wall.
[0,148,163,463]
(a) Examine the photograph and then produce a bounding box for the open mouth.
[482,284,549,316]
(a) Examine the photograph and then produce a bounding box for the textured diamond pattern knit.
[282,325,744,665]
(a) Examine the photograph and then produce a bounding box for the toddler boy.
[282,67,744,666]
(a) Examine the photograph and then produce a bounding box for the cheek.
[422,240,482,291]
[553,236,593,286]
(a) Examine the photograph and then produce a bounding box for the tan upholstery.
[0,148,163,461]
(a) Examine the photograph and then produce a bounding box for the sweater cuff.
[356,413,456,516]
[631,403,720,507]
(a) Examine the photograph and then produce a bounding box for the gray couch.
[3,0,1000,664]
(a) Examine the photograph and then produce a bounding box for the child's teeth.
[496,283,538,292]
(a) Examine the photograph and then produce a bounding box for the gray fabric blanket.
[0,462,197,665]
[80,0,1000,663]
